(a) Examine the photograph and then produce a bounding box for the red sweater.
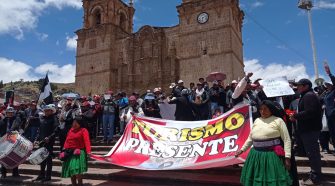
[64,128,91,154]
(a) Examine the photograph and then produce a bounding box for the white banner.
[259,77,295,98]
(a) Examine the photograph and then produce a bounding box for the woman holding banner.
[235,100,292,186]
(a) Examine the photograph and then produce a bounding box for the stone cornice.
[76,49,110,58]
[76,69,111,77]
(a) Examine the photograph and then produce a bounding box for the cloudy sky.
[0,0,334,83]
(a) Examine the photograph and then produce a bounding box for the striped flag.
[38,74,53,105]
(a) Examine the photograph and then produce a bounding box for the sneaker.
[301,178,322,186]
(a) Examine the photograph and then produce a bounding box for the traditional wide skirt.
[240,148,292,186]
[61,150,88,178]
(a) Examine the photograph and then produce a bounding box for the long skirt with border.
[61,150,88,178]
[241,148,292,186]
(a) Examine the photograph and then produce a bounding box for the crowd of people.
[0,64,334,186]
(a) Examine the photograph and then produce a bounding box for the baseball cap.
[169,83,176,89]
[231,80,238,84]
[144,93,156,100]
[181,89,189,95]
[324,82,333,86]
[296,79,312,87]
[6,107,15,113]
[178,80,184,84]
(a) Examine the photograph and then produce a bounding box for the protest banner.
[259,77,295,98]
[91,104,252,170]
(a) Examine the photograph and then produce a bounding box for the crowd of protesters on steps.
[0,63,335,186]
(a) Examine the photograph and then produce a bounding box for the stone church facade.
[75,0,244,95]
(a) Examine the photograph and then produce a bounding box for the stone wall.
[75,0,244,95]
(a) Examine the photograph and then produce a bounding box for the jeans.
[28,127,39,142]
[210,102,223,114]
[103,114,115,141]
[299,131,322,182]
[319,131,330,151]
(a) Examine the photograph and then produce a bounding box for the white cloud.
[36,32,48,41]
[244,59,309,81]
[251,1,264,8]
[66,35,78,51]
[0,57,75,83]
[315,0,335,9]
[0,57,36,82]
[276,45,288,50]
[35,63,76,83]
[44,0,82,10]
[0,0,81,39]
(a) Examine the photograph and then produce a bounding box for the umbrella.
[61,93,80,99]
[206,72,226,82]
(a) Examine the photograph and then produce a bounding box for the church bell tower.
[176,0,244,83]
[75,0,135,95]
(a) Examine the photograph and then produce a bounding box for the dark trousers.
[39,144,53,178]
[88,122,97,139]
[1,167,18,176]
[327,118,335,149]
[59,128,70,151]
[319,131,330,151]
[299,131,322,182]
[294,130,306,155]
[290,154,299,186]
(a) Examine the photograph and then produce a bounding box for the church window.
[96,12,101,25]
[203,48,208,55]
[119,13,127,31]
[91,7,102,27]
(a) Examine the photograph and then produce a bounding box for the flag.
[5,90,14,106]
[38,74,53,105]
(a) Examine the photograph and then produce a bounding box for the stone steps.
[1,136,335,185]
[15,164,243,186]
[0,174,178,186]
[3,174,335,186]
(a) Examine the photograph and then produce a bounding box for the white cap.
[169,83,176,89]
[153,88,160,93]
[231,80,238,84]
[178,80,184,84]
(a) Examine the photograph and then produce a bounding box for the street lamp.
[298,0,319,79]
